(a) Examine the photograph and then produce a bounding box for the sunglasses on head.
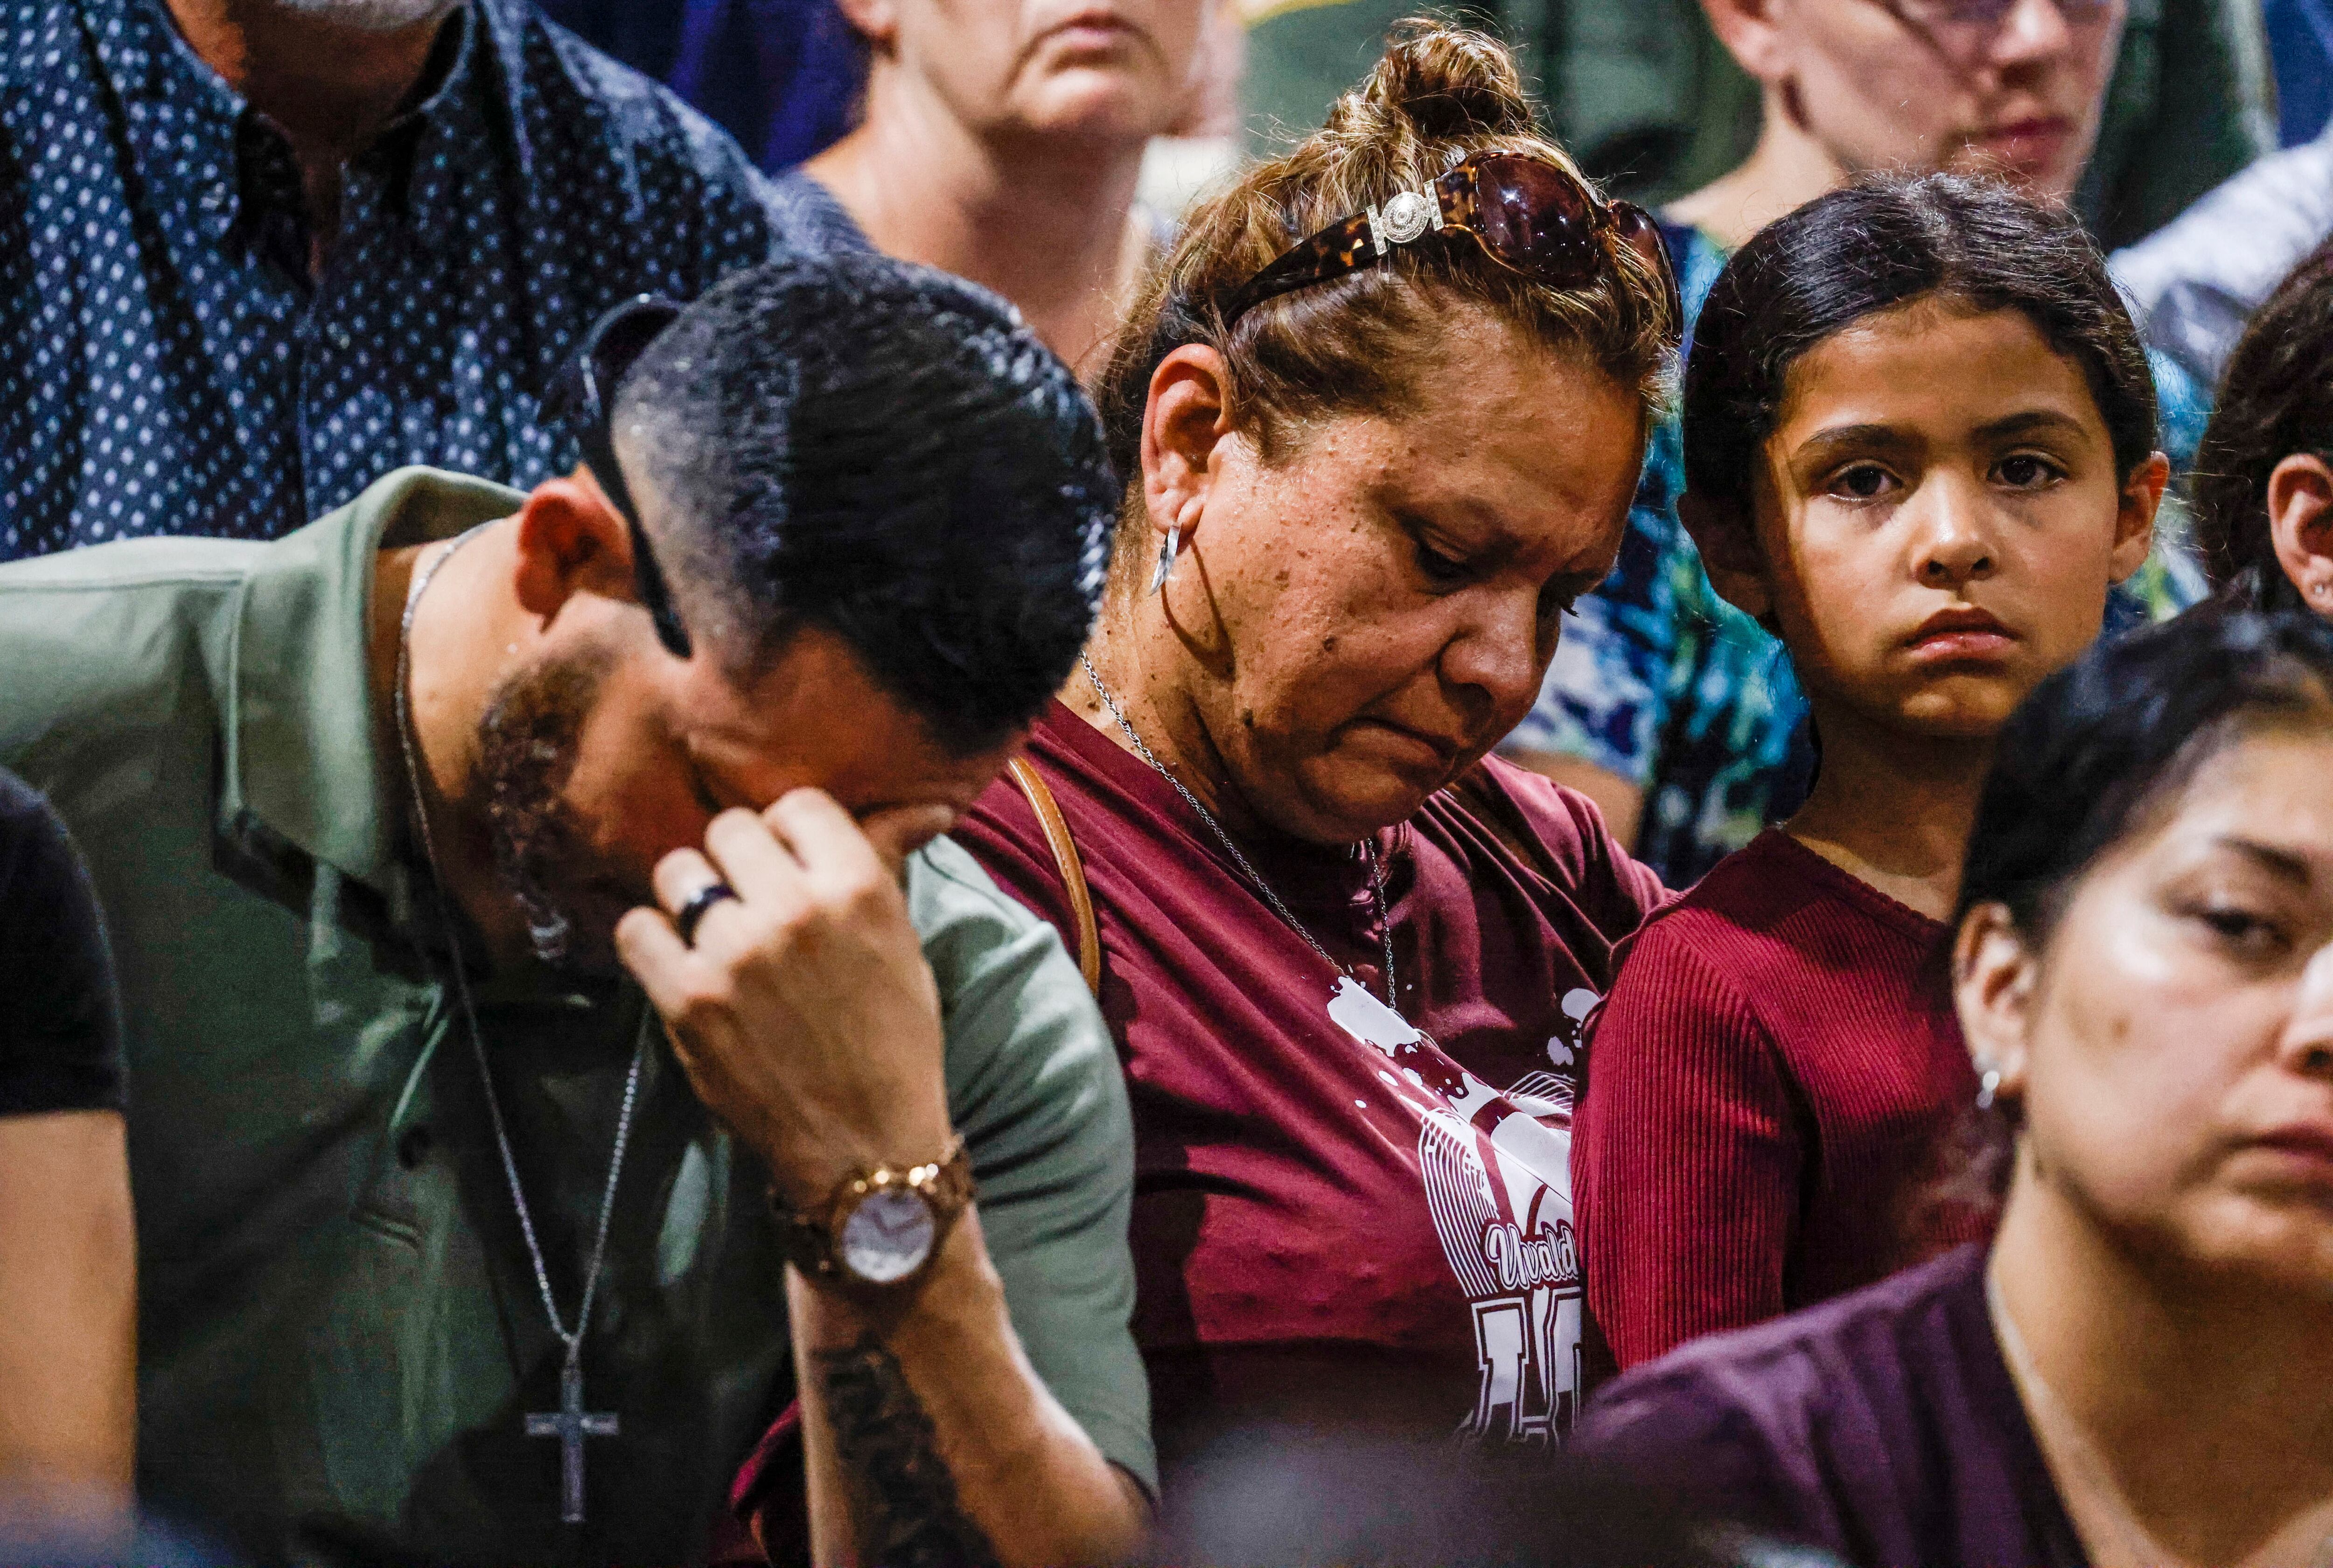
[543,293,694,660]
[1222,153,1683,332]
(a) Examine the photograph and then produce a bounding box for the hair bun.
[1341,17,1535,141]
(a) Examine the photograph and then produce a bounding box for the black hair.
[1958,607,2333,939]
[613,251,1115,755]
[2189,237,2333,613]
[1682,173,2157,530]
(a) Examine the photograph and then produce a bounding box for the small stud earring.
[1148,522,1181,596]
[1976,1064,2002,1112]
[2313,581,2331,600]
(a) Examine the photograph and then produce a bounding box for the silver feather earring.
[1148,521,1180,596]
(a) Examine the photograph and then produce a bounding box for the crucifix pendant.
[525,1358,618,1523]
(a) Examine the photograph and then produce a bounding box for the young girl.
[1573,173,2168,1372]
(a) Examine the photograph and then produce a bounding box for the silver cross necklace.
[394,526,645,1525]
[1079,654,1420,1051]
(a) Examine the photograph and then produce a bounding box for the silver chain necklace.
[394,526,645,1524]
[1080,653,1400,1012]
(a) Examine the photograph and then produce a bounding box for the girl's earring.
[2312,580,2331,601]
[1975,1064,2002,1113]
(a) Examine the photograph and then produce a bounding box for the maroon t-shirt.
[1573,829,1990,1374]
[953,701,1663,1453]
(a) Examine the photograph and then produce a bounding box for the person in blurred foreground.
[1153,1424,1840,1568]
[1579,607,2333,1568]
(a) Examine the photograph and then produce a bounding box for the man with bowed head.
[0,252,1153,1565]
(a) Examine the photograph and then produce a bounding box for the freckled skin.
[1172,311,1645,843]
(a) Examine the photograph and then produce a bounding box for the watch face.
[839,1187,938,1285]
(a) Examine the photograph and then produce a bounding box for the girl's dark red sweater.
[1573,829,1991,1373]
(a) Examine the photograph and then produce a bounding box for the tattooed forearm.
[813,1335,1003,1568]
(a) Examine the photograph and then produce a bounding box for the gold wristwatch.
[771,1136,976,1297]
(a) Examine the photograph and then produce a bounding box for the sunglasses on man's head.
[543,294,694,660]
[1222,153,1683,333]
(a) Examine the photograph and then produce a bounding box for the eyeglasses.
[1885,0,2115,40]
[1221,153,1682,334]
[543,294,694,659]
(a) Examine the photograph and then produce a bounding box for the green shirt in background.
[1240,0,2274,250]
[0,468,1153,1566]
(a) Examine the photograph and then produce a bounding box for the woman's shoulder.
[1432,756,1667,919]
[960,702,1163,857]
[1573,1246,2015,1550]
[761,167,877,258]
[1629,830,1932,963]
[1581,1242,1990,1419]
[1602,832,1818,977]
[955,701,1224,940]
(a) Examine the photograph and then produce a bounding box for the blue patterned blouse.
[0,0,805,557]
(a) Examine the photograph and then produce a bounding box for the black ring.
[673,881,740,946]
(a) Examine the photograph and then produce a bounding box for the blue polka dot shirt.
[1,0,809,558]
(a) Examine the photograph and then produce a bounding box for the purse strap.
[1006,758,1101,996]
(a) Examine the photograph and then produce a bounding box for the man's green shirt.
[0,468,1153,1565]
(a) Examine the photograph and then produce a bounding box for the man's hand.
[615,789,957,1208]
[626,789,1151,1568]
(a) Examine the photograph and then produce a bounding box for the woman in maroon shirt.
[1574,175,2171,1370]
[950,22,1679,1462]
[1577,608,2333,1568]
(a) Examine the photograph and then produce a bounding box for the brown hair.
[1092,18,1677,535]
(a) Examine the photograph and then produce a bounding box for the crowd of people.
[0,0,2330,1565]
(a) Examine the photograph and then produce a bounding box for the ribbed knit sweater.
[1573,830,1990,1373]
